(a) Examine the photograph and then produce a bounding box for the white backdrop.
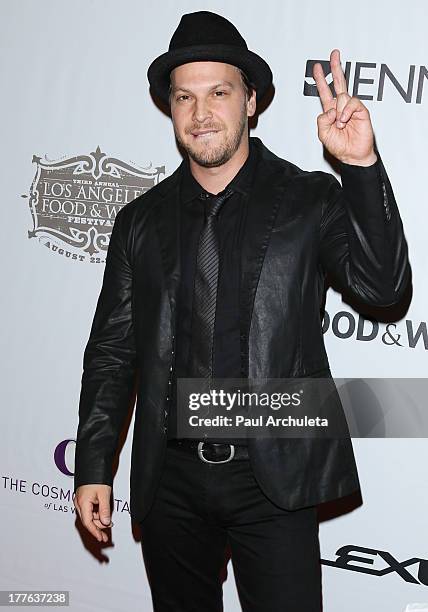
[1,0,427,610]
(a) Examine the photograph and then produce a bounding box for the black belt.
[167,438,249,463]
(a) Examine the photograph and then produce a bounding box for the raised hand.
[313,49,377,166]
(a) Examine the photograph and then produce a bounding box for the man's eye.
[177,95,190,101]
[214,91,227,97]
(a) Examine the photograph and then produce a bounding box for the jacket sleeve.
[319,153,411,306]
[74,207,137,492]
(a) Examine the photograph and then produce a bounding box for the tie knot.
[200,187,234,218]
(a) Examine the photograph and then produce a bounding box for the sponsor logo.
[322,545,428,586]
[323,309,428,350]
[304,59,427,103]
[54,439,75,476]
[25,146,164,262]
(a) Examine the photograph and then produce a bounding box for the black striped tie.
[188,187,234,379]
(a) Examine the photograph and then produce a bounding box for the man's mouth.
[191,129,219,139]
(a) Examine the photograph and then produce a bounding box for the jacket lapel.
[238,145,293,374]
[153,163,182,317]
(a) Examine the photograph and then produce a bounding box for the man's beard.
[174,102,248,168]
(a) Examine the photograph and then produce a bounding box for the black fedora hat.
[147,11,273,106]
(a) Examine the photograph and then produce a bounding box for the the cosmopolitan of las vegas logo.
[25,147,164,262]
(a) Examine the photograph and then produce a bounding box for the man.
[73,10,411,612]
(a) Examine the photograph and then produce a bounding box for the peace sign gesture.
[313,49,377,166]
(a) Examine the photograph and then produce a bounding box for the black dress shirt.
[167,140,259,444]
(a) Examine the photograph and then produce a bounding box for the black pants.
[139,444,322,612]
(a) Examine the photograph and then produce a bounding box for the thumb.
[98,496,111,526]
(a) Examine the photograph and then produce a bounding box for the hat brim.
[147,43,272,106]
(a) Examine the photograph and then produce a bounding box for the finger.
[335,92,352,127]
[338,96,368,124]
[335,96,368,129]
[93,511,114,529]
[92,522,108,543]
[80,499,104,542]
[313,62,335,113]
[317,107,337,138]
[330,49,348,96]
[93,518,113,528]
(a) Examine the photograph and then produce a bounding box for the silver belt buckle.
[197,441,235,464]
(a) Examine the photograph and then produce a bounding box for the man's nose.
[192,98,213,124]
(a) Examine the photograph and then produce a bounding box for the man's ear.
[247,89,257,117]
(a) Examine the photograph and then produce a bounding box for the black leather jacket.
[74,137,411,523]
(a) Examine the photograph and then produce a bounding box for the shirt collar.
[180,138,258,204]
